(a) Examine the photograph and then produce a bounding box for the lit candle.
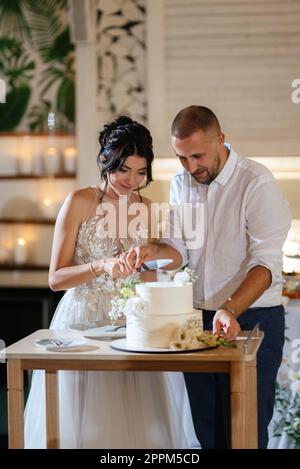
[42,198,57,219]
[63,146,77,174]
[32,139,42,175]
[18,153,32,174]
[14,238,27,265]
[18,136,33,174]
[44,147,61,175]
[0,246,11,264]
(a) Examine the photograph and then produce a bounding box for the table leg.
[230,360,258,449]
[7,359,24,448]
[42,298,50,329]
[45,370,59,448]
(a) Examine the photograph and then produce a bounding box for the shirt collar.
[214,143,238,186]
[180,143,238,188]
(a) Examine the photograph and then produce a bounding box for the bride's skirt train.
[24,368,200,449]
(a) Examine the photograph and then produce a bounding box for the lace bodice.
[75,207,147,260]
[70,212,147,319]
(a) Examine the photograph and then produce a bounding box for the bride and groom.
[24,113,200,449]
[25,106,290,449]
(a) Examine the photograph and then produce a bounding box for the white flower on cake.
[174,267,197,285]
[169,317,236,350]
[169,317,206,350]
[109,297,128,323]
[123,296,149,317]
[108,278,144,323]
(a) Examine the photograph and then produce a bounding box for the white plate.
[110,338,218,354]
[35,337,87,351]
[68,320,105,332]
[83,325,126,339]
[69,320,126,338]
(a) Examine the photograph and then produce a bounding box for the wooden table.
[1,329,264,449]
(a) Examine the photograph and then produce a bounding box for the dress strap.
[84,186,102,222]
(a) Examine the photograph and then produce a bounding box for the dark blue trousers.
[184,305,285,448]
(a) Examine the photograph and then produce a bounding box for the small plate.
[68,320,105,332]
[69,320,126,339]
[83,325,126,339]
[111,338,218,354]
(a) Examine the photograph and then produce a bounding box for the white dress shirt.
[162,145,291,310]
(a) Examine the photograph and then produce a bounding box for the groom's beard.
[191,152,221,185]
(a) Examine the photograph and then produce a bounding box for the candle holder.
[63,146,77,174]
[18,136,33,175]
[14,238,28,265]
[41,198,57,219]
[44,146,61,175]
[0,246,11,264]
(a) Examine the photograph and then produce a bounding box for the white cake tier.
[126,310,202,349]
[135,281,193,316]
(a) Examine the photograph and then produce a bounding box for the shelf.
[0,132,75,137]
[0,173,76,180]
[0,264,49,271]
[283,273,300,278]
[0,218,55,225]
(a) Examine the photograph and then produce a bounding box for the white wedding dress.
[24,193,200,449]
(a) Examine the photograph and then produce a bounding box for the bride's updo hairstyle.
[97,116,154,191]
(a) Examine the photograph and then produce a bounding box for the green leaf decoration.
[0,0,75,130]
[56,78,75,124]
[0,0,32,44]
[0,84,31,131]
[28,99,51,132]
[46,28,74,63]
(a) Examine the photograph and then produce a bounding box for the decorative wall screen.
[147,0,300,157]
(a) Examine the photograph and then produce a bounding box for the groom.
[121,105,291,449]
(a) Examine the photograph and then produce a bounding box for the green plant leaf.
[28,99,51,132]
[56,78,75,123]
[0,0,32,44]
[0,84,31,131]
[26,0,67,62]
[45,27,74,62]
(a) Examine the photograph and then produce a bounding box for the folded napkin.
[34,337,86,349]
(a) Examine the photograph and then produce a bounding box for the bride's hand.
[119,244,159,273]
[102,257,130,279]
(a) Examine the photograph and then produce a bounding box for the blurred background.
[0,0,300,448]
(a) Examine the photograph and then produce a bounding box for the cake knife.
[141,259,173,271]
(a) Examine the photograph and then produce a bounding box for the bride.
[24,116,199,449]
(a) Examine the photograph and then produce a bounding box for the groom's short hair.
[171,105,221,139]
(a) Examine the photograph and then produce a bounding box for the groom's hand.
[212,310,241,340]
[119,244,159,273]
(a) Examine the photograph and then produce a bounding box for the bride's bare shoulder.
[70,186,100,201]
[62,187,99,218]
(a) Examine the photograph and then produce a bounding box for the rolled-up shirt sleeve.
[160,176,189,267]
[245,178,291,287]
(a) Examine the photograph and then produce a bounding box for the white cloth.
[24,211,200,449]
[162,144,291,310]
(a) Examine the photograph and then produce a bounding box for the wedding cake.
[125,281,202,349]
